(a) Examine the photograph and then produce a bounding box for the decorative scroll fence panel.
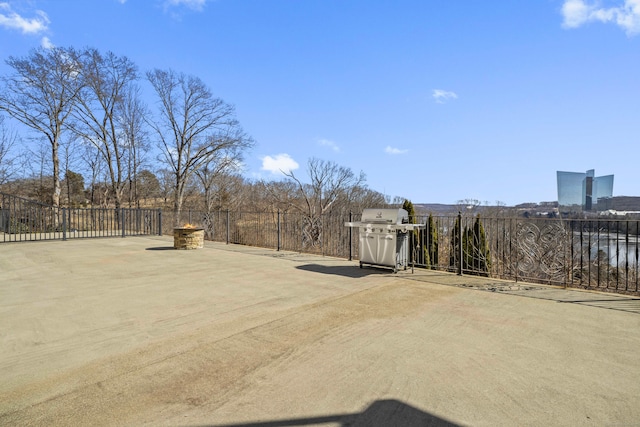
[407,215,639,294]
[0,192,161,242]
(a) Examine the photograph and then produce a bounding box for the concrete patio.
[1,236,639,426]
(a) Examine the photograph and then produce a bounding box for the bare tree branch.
[0,115,19,185]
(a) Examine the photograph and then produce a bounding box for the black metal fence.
[1,192,161,242]
[4,194,638,296]
[162,210,357,259]
[169,209,640,295]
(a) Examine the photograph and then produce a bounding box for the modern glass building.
[557,169,614,211]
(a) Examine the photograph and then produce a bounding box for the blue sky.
[1,0,639,206]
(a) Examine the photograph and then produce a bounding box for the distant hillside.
[414,203,459,215]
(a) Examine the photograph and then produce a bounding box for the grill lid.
[344,208,425,231]
[360,208,409,224]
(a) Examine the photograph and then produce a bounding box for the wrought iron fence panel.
[1,192,160,243]
[411,215,458,274]
[568,219,640,293]
[6,192,637,295]
[193,210,358,257]
[280,212,304,253]
[321,213,354,259]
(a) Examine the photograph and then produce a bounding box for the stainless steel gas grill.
[345,208,425,273]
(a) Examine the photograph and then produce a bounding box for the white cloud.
[432,89,458,104]
[261,153,299,176]
[385,146,408,155]
[0,3,49,34]
[562,0,591,27]
[164,0,207,11]
[561,0,640,36]
[41,36,54,49]
[318,138,340,152]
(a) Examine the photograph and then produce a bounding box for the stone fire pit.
[173,226,204,250]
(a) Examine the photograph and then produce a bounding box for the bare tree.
[215,173,248,212]
[61,137,84,206]
[261,179,300,213]
[346,185,387,213]
[0,47,83,206]
[0,115,19,186]
[146,68,253,226]
[72,48,139,209]
[26,141,54,203]
[82,143,104,206]
[194,155,242,214]
[118,85,150,208]
[455,198,483,215]
[282,158,365,246]
[135,169,161,205]
[157,168,174,207]
[285,158,365,215]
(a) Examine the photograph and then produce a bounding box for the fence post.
[457,212,463,276]
[5,193,10,235]
[515,218,519,283]
[321,214,325,257]
[226,210,230,244]
[62,208,67,241]
[121,208,126,237]
[277,209,281,251]
[157,209,162,236]
[564,221,569,289]
[349,211,353,261]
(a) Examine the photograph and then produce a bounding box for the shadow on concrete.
[197,399,459,427]
[145,246,175,251]
[428,279,640,315]
[295,263,389,278]
[557,298,640,314]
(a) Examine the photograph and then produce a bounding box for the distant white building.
[557,169,614,211]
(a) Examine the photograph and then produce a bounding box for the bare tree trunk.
[51,141,61,207]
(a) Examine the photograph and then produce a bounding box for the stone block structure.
[173,228,204,249]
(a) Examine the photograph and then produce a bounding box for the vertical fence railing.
[6,193,637,296]
[277,210,281,251]
[348,211,353,261]
[0,192,161,243]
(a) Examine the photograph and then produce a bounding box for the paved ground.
[1,236,639,426]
